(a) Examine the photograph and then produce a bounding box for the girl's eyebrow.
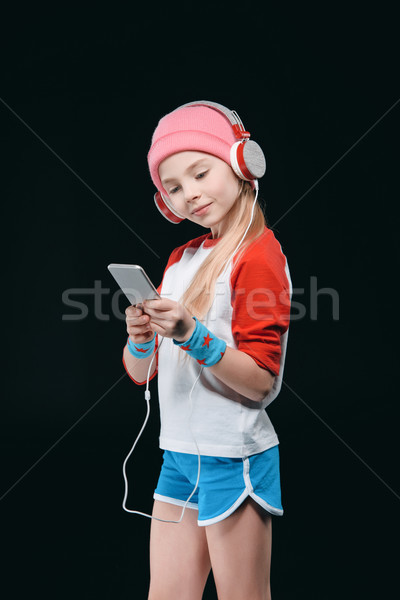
[161,159,209,185]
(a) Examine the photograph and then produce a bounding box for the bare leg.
[205,498,272,600]
[148,500,211,600]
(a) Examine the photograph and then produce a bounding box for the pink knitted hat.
[147,104,238,195]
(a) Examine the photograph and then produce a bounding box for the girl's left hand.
[142,298,196,342]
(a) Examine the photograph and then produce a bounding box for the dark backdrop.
[1,4,399,599]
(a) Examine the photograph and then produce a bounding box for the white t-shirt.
[124,226,292,458]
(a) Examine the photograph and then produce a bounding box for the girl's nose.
[183,182,201,202]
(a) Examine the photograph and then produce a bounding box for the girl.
[122,101,292,600]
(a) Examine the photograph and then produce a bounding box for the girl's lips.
[192,203,212,216]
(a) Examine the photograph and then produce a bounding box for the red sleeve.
[230,229,291,377]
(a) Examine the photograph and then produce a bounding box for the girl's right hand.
[125,304,155,344]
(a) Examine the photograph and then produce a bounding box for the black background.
[1,3,399,599]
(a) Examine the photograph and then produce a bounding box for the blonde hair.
[179,180,267,321]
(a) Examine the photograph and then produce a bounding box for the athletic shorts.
[153,445,283,526]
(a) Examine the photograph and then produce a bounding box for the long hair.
[179,180,267,321]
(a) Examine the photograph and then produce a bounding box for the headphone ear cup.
[230,140,266,181]
[154,192,185,224]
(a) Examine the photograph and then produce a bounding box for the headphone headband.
[177,101,251,141]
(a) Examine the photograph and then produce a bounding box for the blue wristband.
[127,334,156,358]
[173,317,226,367]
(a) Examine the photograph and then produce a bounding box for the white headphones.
[154,101,266,224]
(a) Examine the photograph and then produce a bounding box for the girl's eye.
[168,170,207,194]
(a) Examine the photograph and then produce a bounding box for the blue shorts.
[154,445,283,526]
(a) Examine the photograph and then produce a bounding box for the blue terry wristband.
[127,334,156,358]
[173,317,227,366]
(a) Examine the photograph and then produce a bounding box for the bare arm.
[143,298,275,402]
[123,304,157,385]
[122,342,157,385]
[207,346,275,403]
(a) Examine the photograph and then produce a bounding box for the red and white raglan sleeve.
[230,235,291,377]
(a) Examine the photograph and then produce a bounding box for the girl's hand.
[142,298,196,342]
[125,304,155,344]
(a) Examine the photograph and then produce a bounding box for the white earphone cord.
[122,337,202,523]
[122,183,259,523]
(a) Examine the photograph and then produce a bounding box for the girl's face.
[159,151,241,238]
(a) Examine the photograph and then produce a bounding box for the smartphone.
[107,264,160,306]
